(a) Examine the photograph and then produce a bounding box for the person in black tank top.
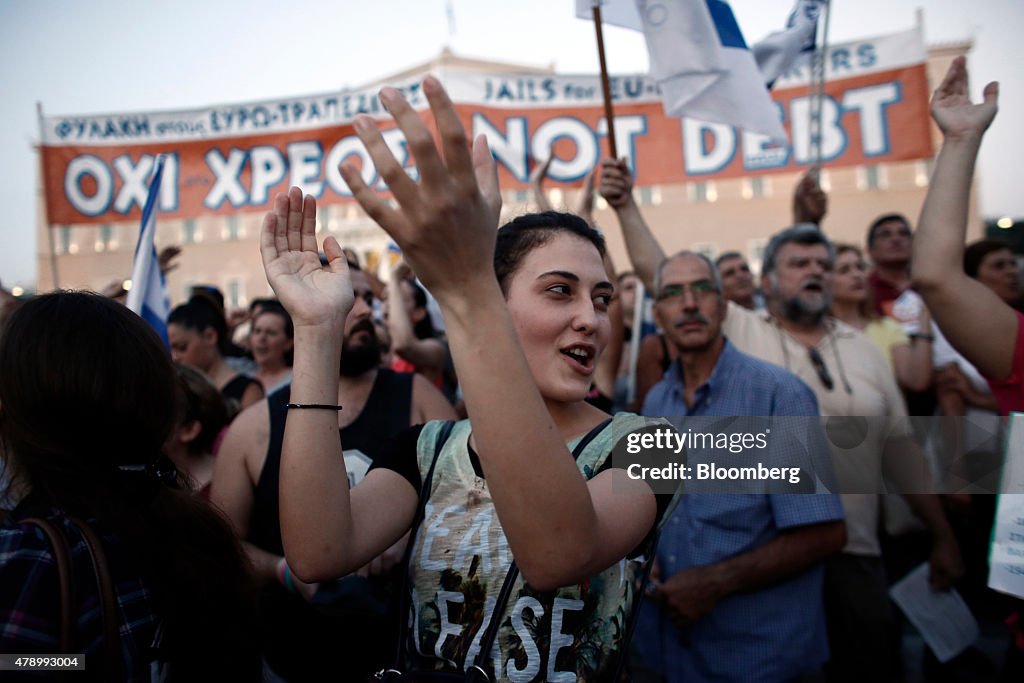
[251,370,412,555]
[251,371,412,682]
[211,266,456,682]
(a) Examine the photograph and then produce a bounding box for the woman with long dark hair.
[250,300,294,395]
[168,295,264,416]
[0,291,261,681]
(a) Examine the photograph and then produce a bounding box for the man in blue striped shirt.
[632,250,846,683]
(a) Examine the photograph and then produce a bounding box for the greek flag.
[753,0,827,89]
[577,0,788,142]
[126,156,170,347]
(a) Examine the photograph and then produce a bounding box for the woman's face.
[250,312,293,368]
[833,250,868,304]
[168,324,217,371]
[976,248,1020,303]
[503,232,613,404]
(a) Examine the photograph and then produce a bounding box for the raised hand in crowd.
[576,164,598,225]
[792,171,827,226]
[930,56,998,139]
[599,157,665,293]
[529,155,555,211]
[529,156,599,225]
[158,244,182,275]
[340,79,501,303]
[260,187,355,331]
[911,56,1012,382]
[598,156,634,209]
[225,306,250,336]
[384,257,447,385]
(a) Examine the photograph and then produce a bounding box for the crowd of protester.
[0,57,1021,682]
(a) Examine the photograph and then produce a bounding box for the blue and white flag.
[577,0,788,143]
[753,0,827,89]
[126,156,170,347]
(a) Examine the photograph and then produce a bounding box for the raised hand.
[576,164,598,225]
[792,171,827,226]
[339,76,502,301]
[598,158,634,209]
[529,156,555,212]
[530,155,598,224]
[259,187,354,329]
[931,56,998,140]
[158,245,182,275]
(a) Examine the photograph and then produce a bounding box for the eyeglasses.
[807,347,834,391]
[656,281,718,302]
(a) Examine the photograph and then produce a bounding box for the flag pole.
[808,0,832,178]
[625,280,645,407]
[591,5,619,159]
[37,102,60,291]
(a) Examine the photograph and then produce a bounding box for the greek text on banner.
[39,28,932,225]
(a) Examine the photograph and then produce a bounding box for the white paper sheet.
[890,562,979,663]
[989,413,1024,599]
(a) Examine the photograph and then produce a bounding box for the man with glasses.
[629,247,846,683]
[600,159,962,682]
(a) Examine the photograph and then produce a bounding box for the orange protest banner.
[40,28,932,226]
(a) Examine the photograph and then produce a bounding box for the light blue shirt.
[636,339,844,683]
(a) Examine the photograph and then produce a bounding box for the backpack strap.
[67,516,122,682]
[609,446,680,681]
[572,417,613,460]
[21,516,125,681]
[610,523,663,681]
[22,517,75,654]
[383,421,457,679]
[465,417,615,680]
